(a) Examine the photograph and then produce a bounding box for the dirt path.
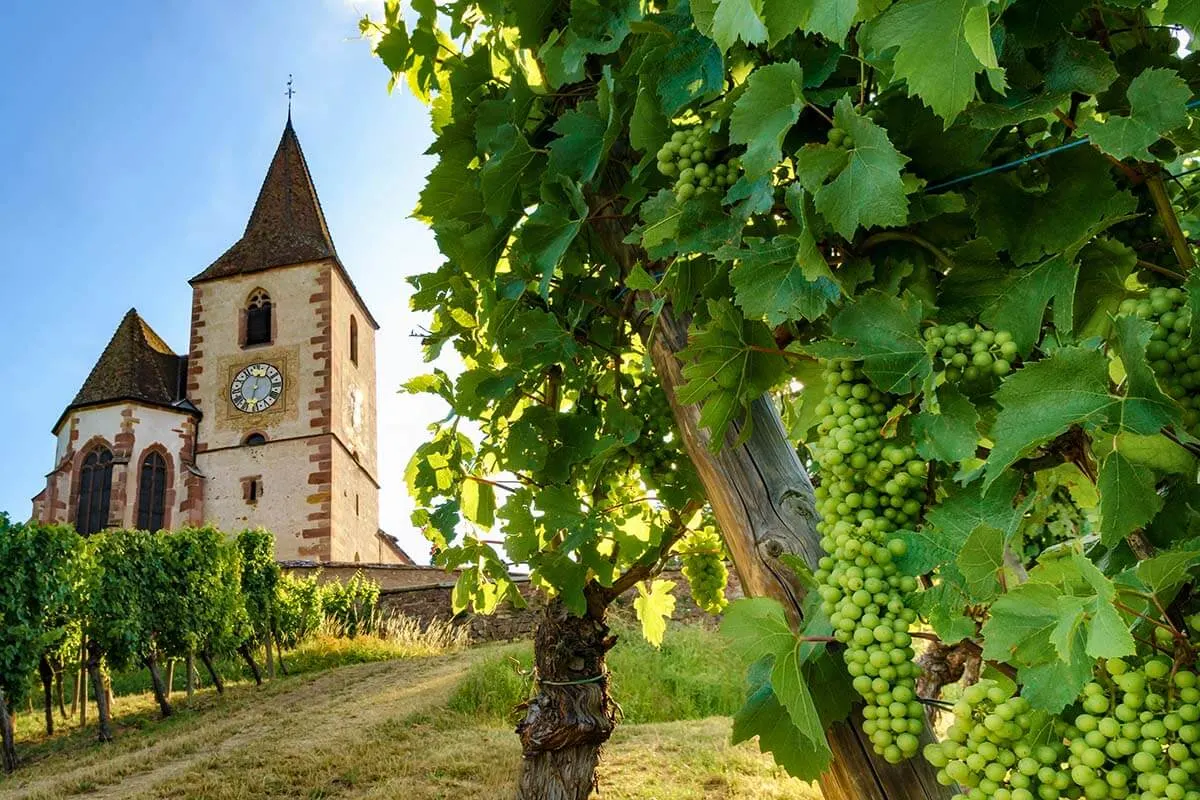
[0,649,492,800]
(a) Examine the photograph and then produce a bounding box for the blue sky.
[0,0,448,561]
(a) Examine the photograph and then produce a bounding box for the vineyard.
[360,0,1200,799]
[0,518,384,774]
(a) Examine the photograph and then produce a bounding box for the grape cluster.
[925,680,1067,800]
[675,526,729,615]
[827,123,856,150]
[625,378,701,507]
[811,362,930,539]
[1057,657,1200,800]
[809,361,926,762]
[655,126,741,203]
[1118,287,1200,432]
[924,323,1018,389]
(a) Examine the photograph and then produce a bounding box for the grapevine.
[655,126,741,203]
[674,526,729,615]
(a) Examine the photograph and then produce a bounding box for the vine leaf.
[460,479,496,529]
[859,0,997,123]
[793,98,910,237]
[721,236,839,325]
[912,384,980,464]
[479,125,538,216]
[1097,450,1164,547]
[1111,315,1181,434]
[1165,0,1200,34]
[805,290,930,394]
[1078,68,1191,161]
[898,472,1026,574]
[985,347,1116,489]
[1132,549,1200,597]
[730,60,806,180]
[723,600,833,778]
[956,524,1006,600]
[677,300,787,447]
[633,579,677,646]
[731,657,833,780]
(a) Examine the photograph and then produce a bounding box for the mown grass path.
[0,645,817,799]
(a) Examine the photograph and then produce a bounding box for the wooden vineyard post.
[647,308,954,800]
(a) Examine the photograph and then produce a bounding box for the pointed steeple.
[191,118,337,282]
[55,309,190,432]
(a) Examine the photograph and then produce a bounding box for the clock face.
[231,363,283,413]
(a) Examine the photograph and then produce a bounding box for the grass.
[1,621,821,799]
[448,619,751,725]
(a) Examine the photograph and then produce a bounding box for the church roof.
[191,118,337,282]
[190,117,379,329]
[55,309,192,432]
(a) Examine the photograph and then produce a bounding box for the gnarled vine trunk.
[238,643,263,686]
[515,595,617,800]
[199,650,224,694]
[38,655,54,735]
[144,653,173,718]
[85,639,113,743]
[647,308,954,800]
[0,687,16,773]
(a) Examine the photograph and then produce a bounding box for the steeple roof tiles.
[191,118,337,282]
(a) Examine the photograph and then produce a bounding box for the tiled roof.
[55,309,190,431]
[191,117,337,282]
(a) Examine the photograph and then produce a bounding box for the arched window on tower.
[244,289,272,347]
[76,446,113,536]
[350,315,359,366]
[136,451,168,531]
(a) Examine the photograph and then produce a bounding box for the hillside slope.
[0,646,817,799]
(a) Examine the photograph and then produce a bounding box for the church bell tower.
[185,117,398,563]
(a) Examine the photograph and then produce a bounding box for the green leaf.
[858,0,993,123]
[900,472,1026,574]
[806,291,930,394]
[711,0,769,51]
[460,479,495,529]
[956,524,1006,600]
[1079,68,1191,161]
[982,254,1079,354]
[633,579,677,646]
[1133,549,1200,597]
[913,385,980,464]
[731,659,833,780]
[730,61,806,180]
[547,103,607,183]
[723,236,840,325]
[981,582,1060,665]
[655,29,724,114]
[1111,315,1180,434]
[1018,635,1093,714]
[1097,450,1164,547]
[985,347,1117,488]
[1045,36,1118,96]
[1085,601,1136,660]
[797,98,910,237]
[771,641,834,769]
[721,597,795,661]
[480,125,538,216]
[515,179,588,297]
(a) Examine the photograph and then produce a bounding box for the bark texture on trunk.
[265,638,275,680]
[515,597,616,800]
[186,651,196,697]
[0,688,16,773]
[275,638,288,676]
[85,640,113,743]
[144,654,173,718]
[646,308,953,800]
[199,651,224,694]
[238,644,263,686]
[55,662,66,719]
[38,655,54,735]
[165,660,175,698]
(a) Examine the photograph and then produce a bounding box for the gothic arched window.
[350,315,359,365]
[244,289,272,347]
[76,446,113,536]
[136,451,169,531]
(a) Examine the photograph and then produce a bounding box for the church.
[30,116,411,566]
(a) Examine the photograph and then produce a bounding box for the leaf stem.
[858,231,954,270]
[1138,259,1187,282]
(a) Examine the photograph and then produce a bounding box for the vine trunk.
[144,654,173,718]
[515,596,616,800]
[38,655,54,735]
[0,687,15,773]
[85,639,112,743]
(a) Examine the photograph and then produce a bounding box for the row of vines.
[367,0,1200,798]
[0,518,376,773]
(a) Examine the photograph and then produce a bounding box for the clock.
[231,363,283,413]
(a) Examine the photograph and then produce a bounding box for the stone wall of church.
[37,402,196,531]
[195,437,318,559]
[328,440,387,562]
[329,270,378,479]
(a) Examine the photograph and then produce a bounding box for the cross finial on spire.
[286,74,295,119]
